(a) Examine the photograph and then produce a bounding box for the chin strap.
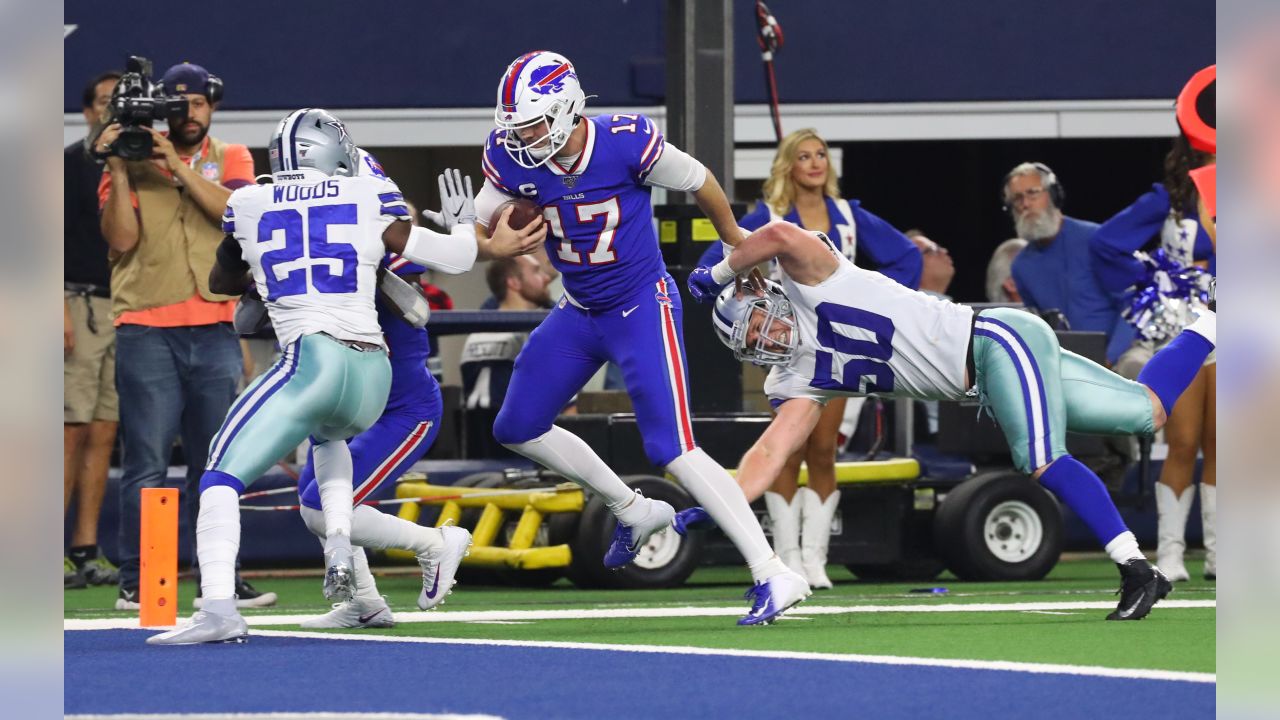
[755,0,785,143]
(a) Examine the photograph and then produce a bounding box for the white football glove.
[421,169,476,231]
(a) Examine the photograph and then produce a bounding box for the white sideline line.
[66,714,502,720]
[64,598,1216,631]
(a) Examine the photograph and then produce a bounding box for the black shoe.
[193,579,279,609]
[115,586,141,611]
[65,558,87,589]
[1106,559,1172,621]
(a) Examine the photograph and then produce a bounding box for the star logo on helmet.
[325,120,349,142]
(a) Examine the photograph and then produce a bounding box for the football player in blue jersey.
[474,50,809,625]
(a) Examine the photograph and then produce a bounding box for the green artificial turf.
[65,555,1216,674]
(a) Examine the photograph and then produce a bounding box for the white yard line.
[228,628,1222,684]
[65,598,1216,631]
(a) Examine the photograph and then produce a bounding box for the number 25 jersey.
[482,114,667,310]
[223,172,408,347]
[765,249,974,405]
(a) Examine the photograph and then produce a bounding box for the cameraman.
[96,62,274,610]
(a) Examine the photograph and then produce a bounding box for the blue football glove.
[687,267,727,304]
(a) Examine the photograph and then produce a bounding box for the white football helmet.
[268,108,359,177]
[494,51,587,169]
[711,280,799,366]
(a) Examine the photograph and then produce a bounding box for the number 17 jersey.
[765,250,975,406]
[223,172,409,347]
[481,114,667,310]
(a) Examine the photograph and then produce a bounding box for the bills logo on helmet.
[529,63,576,96]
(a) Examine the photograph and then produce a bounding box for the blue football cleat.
[737,570,812,626]
[603,493,675,569]
[672,506,714,535]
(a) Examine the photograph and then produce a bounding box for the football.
[489,197,544,232]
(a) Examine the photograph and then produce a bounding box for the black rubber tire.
[932,471,1063,581]
[846,558,946,582]
[568,475,703,590]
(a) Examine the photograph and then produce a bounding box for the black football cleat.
[1106,558,1172,621]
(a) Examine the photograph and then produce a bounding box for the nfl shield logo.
[200,162,220,180]
[562,175,578,188]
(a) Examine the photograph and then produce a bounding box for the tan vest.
[109,136,238,318]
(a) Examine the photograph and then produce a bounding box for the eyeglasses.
[1003,186,1046,210]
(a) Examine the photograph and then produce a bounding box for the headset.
[204,74,224,104]
[1001,161,1063,212]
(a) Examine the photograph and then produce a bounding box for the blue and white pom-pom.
[1122,248,1213,343]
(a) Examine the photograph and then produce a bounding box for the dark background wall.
[65,1,1213,111]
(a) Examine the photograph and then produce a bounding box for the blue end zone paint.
[67,630,1213,719]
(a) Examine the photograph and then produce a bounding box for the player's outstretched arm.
[735,398,825,502]
[386,169,479,274]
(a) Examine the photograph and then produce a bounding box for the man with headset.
[97,62,275,611]
[1003,162,1133,364]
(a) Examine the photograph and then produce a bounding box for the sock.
[349,504,443,558]
[1138,327,1214,416]
[196,485,241,601]
[504,426,636,511]
[1038,456,1129,551]
[68,545,98,568]
[1104,531,1144,564]
[312,440,355,539]
[351,547,381,602]
[300,506,386,601]
[666,448,782,581]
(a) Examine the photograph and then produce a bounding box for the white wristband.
[710,257,736,285]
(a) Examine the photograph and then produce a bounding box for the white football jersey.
[764,247,974,405]
[224,170,410,347]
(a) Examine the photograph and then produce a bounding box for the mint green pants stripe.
[206,333,391,487]
[973,308,1154,473]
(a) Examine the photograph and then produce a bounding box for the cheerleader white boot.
[799,487,841,590]
[763,491,804,575]
[1155,483,1194,582]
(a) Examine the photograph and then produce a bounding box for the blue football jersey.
[378,252,435,413]
[482,114,667,310]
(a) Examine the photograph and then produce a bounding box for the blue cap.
[161,62,211,97]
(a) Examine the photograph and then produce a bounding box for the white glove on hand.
[421,169,476,231]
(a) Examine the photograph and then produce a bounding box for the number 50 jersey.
[765,250,975,406]
[223,172,409,347]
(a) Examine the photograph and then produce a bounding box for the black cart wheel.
[568,475,703,589]
[933,471,1063,581]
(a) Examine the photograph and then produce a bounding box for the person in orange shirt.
[96,63,275,611]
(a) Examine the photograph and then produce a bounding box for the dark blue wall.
[65,1,1213,112]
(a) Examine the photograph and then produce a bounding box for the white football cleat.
[418,525,472,611]
[301,596,395,629]
[146,610,249,645]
